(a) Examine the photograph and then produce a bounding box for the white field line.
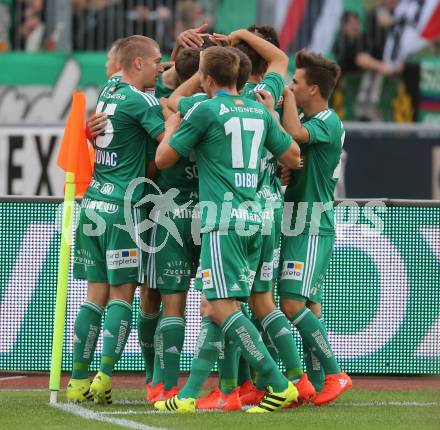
[0,376,27,381]
[50,402,167,430]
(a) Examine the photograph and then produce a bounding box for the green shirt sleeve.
[169,102,207,156]
[246,72,284,105]
[303,116,331,146]
[264,112,292,158]
[259,72,285,104]
[177,93,209,116]
[131,93,165,140]
[155,75,174,99]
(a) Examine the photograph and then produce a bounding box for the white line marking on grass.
[332,401,440,407]
[51,402,167,430]
[0,376,27,381]
[101,409,222,415]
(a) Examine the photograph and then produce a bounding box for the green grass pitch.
[1,389,439,430]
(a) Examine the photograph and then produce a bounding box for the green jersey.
[284,109,345,235]
[85,81,165,206]
[244,72,285,204]
[154,94,208,204]
[155,74,174,99]
[169,93,292,231]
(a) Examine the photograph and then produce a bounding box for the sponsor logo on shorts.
[73,249,95,266]
[202,269,213,289]
[282,261,304,281]
[260,261,273,281]
[106,248,138,269]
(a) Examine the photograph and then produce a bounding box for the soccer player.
[66,35,165,404]
[228,27,315,406]
[165,47,253,412]
[279,50,352,405]
[144,46,205,405]
[153,46,301,413]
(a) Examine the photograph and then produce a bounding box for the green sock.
[218,337,239,394]
[261,310,303,382]
[303,318,326,391]
[221,311,288,393]
[178,318,223,399]
[151,317,164,387]
[72,301,104,379]
[292,308,340,375]
[100,300,132,377]
[252,313,279,362]
[237,355,252,385]
[161,316,185,390]
[137,309,161,384]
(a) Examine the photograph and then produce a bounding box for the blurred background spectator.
[0,0,12,51]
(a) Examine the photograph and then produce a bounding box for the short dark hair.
[295,50,341,99]
[235,24,279,76]
[118,35,159,70]
[200,46,239,87]
[226,47,251,91]
[175,48,202,83]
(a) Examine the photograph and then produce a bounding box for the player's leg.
[279,234,352,405]
[302,301,325,392]
[90,282,137,404]
[157,294,224,412]
[90,205,144,404]
[151,214,196,401]
[137,284,161,391]
[250,220,313,404]
[67,206,109,403]
[206,231,297,413]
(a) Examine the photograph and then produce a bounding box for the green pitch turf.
[0,389,439,430]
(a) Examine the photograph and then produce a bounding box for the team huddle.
[67,23,352,413]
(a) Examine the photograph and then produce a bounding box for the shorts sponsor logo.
[164,260,191,278]
[282,261,304,281]
[202,269,213,289]
[106,248,138,269]
[73,249,94,266]
[260,261,273,281]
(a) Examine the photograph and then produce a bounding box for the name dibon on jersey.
[235,172,258,188]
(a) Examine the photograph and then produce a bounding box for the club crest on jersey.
[282,261,304,281]
[219,104,230,116]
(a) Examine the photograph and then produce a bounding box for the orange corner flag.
[57,91,93,196]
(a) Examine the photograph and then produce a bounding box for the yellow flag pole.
[49,171,76,403]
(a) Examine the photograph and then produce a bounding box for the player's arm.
[228,29,289,77]
[156,103,206,169]
[155,113,183,169]
[168,72,201,112]
[282,86,310,144]
[265,113,301,169]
